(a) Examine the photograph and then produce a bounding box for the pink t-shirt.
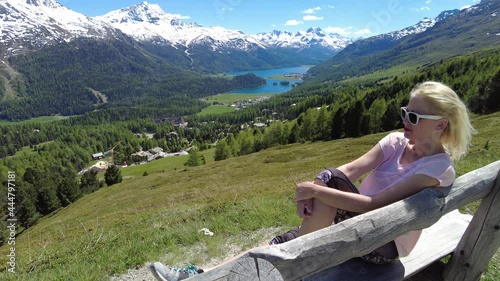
[358,132,455,257]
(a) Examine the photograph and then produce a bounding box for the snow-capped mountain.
[95,2,355,54]
[253,27,355,51]
[95,2,265,51]
[0,0,466,71]
[378,9,460,41]
[94,2,356,67]
[0,0,121,57]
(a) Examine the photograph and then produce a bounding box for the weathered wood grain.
[443,169,500,281]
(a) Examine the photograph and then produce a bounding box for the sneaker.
[150,262,203,281]
[269,227,299,245]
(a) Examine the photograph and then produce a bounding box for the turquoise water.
[226,66,311,94]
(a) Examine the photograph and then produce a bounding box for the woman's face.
[402,96,442,143]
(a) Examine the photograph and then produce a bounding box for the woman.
[150,81,475,280]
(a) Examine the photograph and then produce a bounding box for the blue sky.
[61,0,481,37]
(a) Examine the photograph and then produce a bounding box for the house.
[149,147,164,155]
[92,152,104,160]
[131,151,155,162]
[89,161,109,172]
[152,116,188,127]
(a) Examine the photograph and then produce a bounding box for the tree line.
[211,50,500,160]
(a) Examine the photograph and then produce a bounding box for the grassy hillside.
[0,112,499,281]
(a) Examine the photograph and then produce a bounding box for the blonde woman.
[151,81,475,280]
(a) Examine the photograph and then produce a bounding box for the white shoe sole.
[149,263,168,281]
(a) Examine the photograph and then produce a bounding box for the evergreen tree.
[299,111,314,141]
[346,100,366,137]
[57,177,81,207]
[366,98,387,134]
[238,133,254,156]
[331,108,345,139]
[314,105,329,141]
[484,69,500,112]
[36,185,61,215]
[288,123,299,144]
[225,133,239,157]
[214,139,231,161]
[80,170,101,193]
[263,122,283,148]
[381,99,401,132]
[104,165,122,186]
[16,181,40,228]
[184,148,202,167]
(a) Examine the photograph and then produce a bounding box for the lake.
[226,66,311,94]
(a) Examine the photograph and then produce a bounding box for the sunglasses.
[400,107,442,125]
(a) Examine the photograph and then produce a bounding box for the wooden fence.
[188,160,500,281]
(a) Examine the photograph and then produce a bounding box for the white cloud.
[411,6,431,12]
[303,15,324,21]
[285,19,304,26]
[326,5,335,9]
[355,29,371,36]
[302,7,321,14]
[324,26,352,35]
[171,13,191,20]
[425,0,432,4]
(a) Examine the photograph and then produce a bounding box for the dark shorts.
[316,168,398,265]
[315,168,360,224]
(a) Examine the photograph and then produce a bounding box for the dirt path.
[110,227,284,281]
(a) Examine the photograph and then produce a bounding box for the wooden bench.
[188,160,500,281]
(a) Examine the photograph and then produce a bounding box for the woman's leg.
[270,168,356,243]
[298,179,338,236]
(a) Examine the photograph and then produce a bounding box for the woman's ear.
[436,119,449,131]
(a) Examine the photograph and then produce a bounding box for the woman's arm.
[295,142,384,218]
[337,142,385,182]
[296,174,439,213]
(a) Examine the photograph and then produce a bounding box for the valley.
[0,0,499,280]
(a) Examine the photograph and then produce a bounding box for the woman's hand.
[295,181,318,218]
[296,199,313,218]
[295,181,317,202]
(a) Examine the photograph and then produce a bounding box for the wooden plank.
[186,160,500,281]
[302,210,472,281]
[402,210,472,278]
[304,258,405,281]
[443,170,500,281]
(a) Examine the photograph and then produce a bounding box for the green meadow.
[0,115,66,126]
[0,112,499,280]
[198,93,278,116]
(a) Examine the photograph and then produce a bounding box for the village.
[77,117,191,176]
[77,147,190,176]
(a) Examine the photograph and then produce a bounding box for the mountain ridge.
[1,0,451,70]
[306,0,500,83]
[0,0,123,57]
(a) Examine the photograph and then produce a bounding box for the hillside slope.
[0,37,265,121]
[307,0,500,83]
[0,111,498,280]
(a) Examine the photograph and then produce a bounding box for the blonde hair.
[410,81,476,161]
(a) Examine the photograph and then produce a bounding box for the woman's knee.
[303,198,337,222]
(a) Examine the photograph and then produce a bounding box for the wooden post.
[442,170,500,281]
